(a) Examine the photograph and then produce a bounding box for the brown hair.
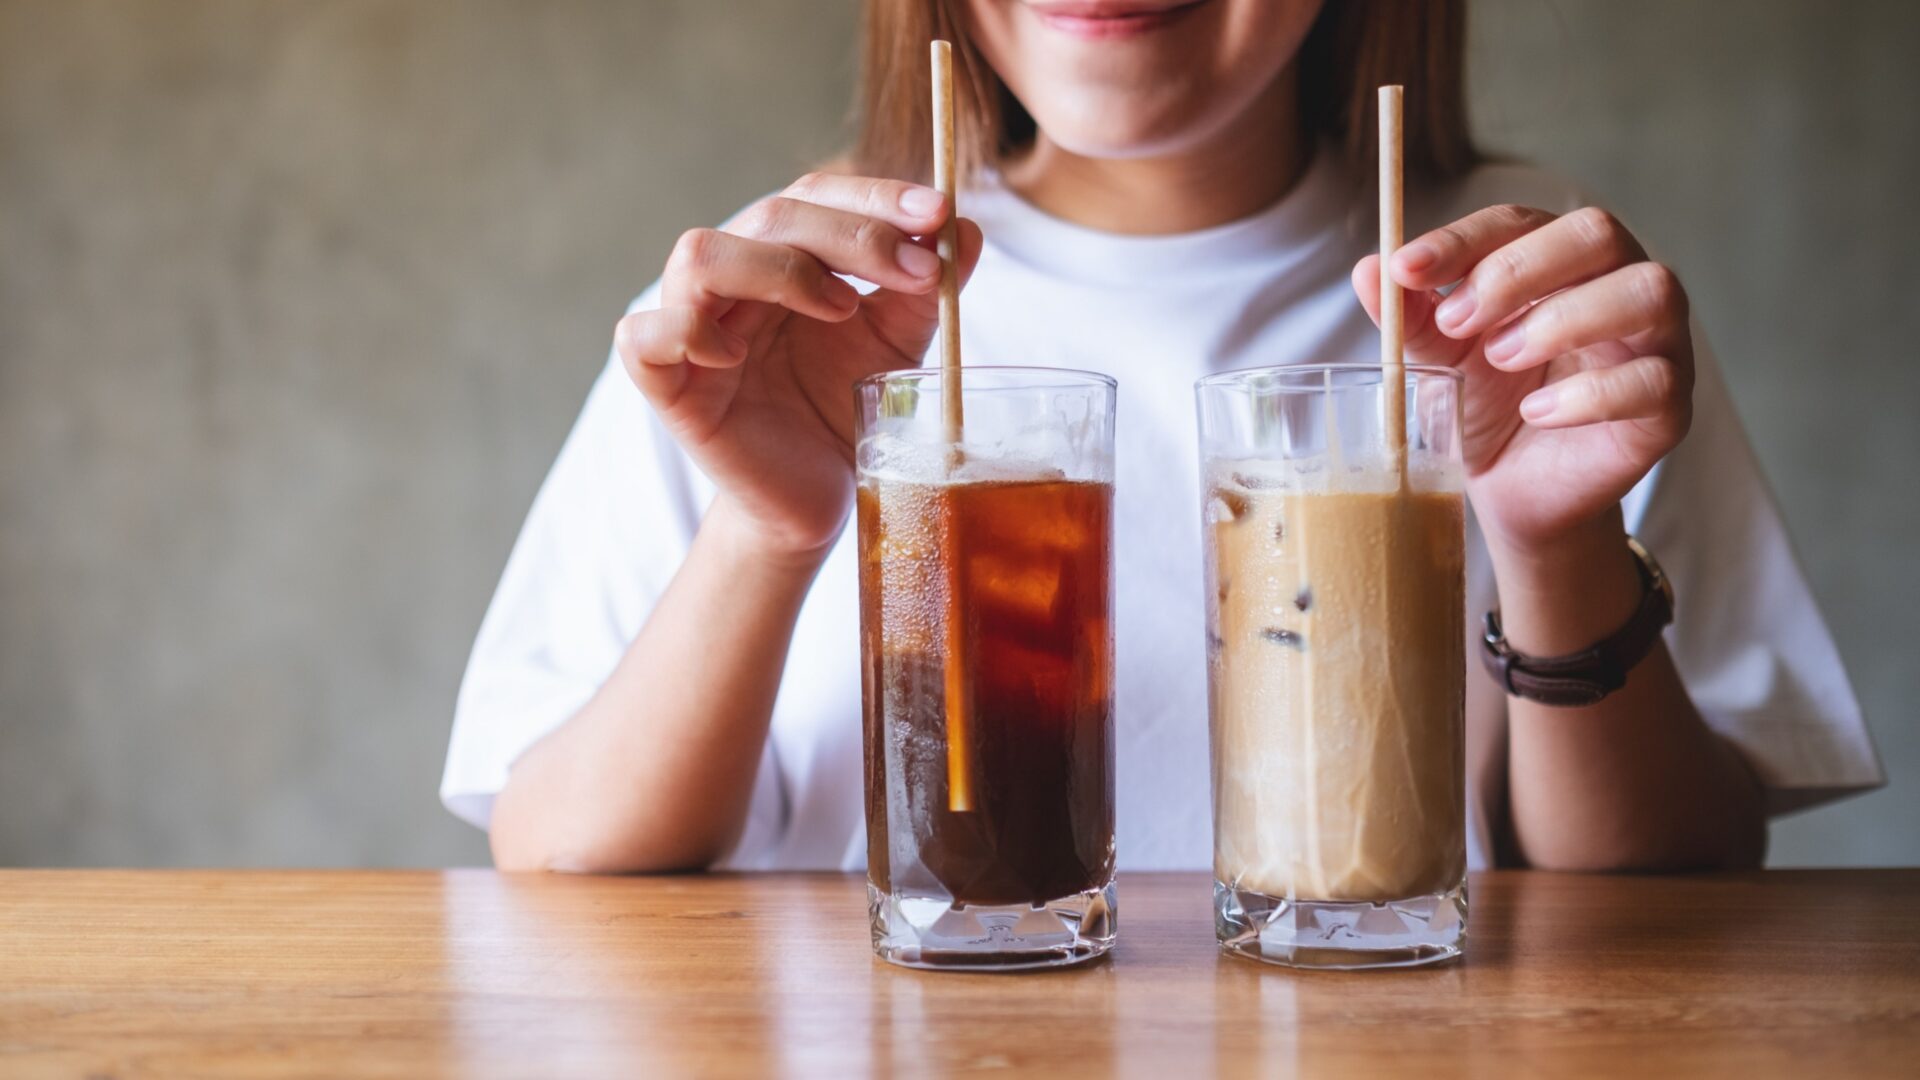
[851,1,1478,188]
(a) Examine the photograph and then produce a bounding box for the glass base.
[1215,879,1466,970]
[869,880,1116,972]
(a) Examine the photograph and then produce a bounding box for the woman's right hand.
[614,173,984,562]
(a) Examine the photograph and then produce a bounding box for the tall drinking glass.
[855,367,1117,971]
[1195,363,1467,970]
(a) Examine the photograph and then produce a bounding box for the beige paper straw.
[931,40,964,450]
[1378,85,1409,483]
[930,40,972,813]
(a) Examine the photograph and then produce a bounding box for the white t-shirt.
[441,149,1883,870]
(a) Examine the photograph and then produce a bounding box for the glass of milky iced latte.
[1195,364,1466,970]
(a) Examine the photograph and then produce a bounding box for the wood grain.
[2,870,1916,1078]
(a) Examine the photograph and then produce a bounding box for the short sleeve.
[438,286,789,856]
[1629,331,1884,814]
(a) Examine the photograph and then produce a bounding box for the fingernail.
[1435,286,1475,334]
[1520,386,1558,422]
[1396,242,1437,274]
[899,187,943,218]
[896,241,940,280]
[1482,321,1524,366]
[722,328,750,359]
[825,275,861,312]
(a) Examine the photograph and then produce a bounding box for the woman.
[442,0,1880,874]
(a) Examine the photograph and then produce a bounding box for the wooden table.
[3,870,1916,1078]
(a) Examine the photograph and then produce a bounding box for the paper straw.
[1378,85,1409,482]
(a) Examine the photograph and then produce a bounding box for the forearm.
[1490,510,1767,871]
[489,497,828,873]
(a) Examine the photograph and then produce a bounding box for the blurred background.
[1,0,1912,868]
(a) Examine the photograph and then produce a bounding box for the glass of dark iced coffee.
[855,367,1117,971]
[1196,364,1467,969]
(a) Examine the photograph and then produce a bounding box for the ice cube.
[1220,458,1292,491]
[1208,488,1248,524]
[950,453,1066,486]
[967,551,1065,631]
[858,432,946,483]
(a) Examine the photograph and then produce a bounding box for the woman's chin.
[1013,76,1254,161]
[1031,117,1226,162]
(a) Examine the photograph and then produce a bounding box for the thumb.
[1350,255,1473,369]
[861,217,985,362]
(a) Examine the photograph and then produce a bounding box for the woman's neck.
[1000,69,1308,236]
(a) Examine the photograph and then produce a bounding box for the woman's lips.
[1024,0,1212,41]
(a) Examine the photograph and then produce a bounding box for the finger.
[1357,252,1533,470]
[1424,207,1650,342]
[1390,203,1561,291]
[614,306,749,403]
[1351,254,1469,367]
[660,227,860,322]
[779,171,950,235]
[727,195,941,294]
[1480,260,1691,372]
[1519,354,1689,434]
[861,217,986,361]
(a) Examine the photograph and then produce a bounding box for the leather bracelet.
[1480,536,1675,708]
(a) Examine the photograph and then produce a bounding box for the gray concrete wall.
[0,0,861,867]
[0,0,1909,867]
[1468,0,1919,865]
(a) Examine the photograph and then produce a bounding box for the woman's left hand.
[1352,205,1694,558]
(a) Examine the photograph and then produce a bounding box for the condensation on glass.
[1196,363,1468,970]
[856,367,1117,971]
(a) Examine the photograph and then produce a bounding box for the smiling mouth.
[1024,0,1215,41]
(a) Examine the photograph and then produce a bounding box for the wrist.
[1483,509,1643,657]
[702,495,840,579]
